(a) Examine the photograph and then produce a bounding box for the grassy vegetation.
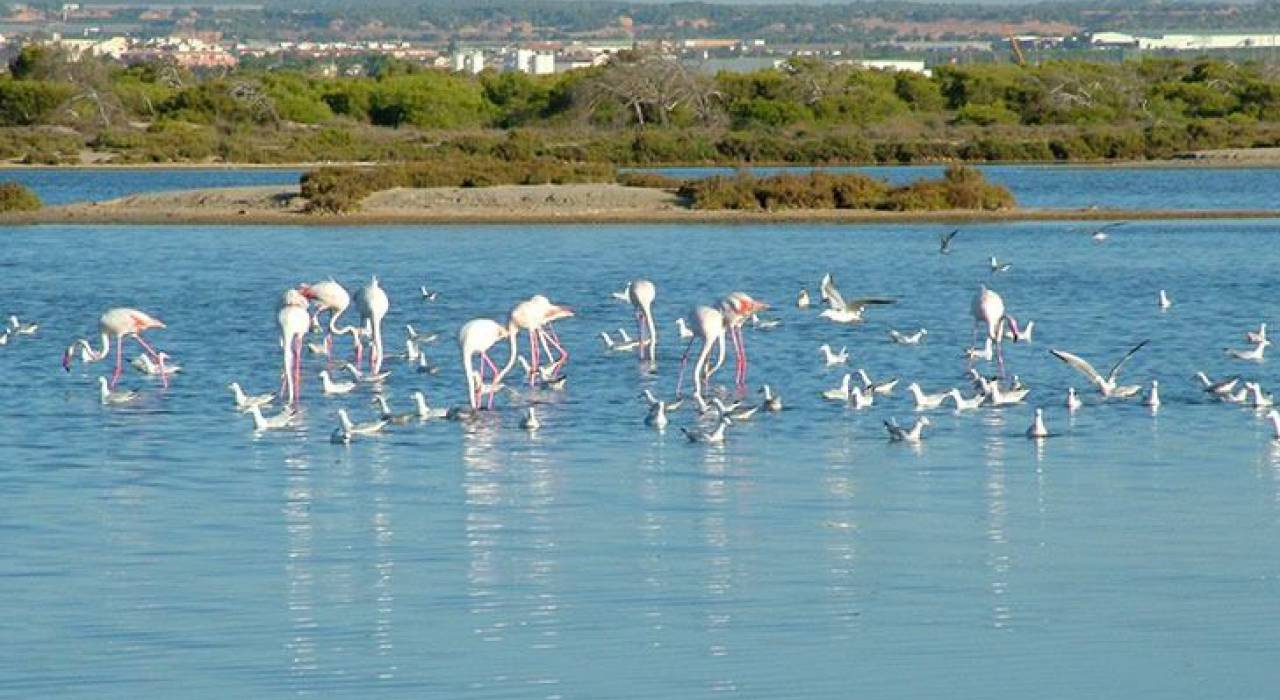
[677,166,1014,212]
[7,46,1280,166]
[0,182,41,212]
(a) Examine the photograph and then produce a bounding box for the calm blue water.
[4,215,1280,698]
[7,164,1280,210]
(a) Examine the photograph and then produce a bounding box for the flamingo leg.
[111,335,124,389]
[543,324,568,372]
[481,351,500,409]
[635,311,646,360]
[736,326,748,389]
[675,337,696,397]
[132,335,169,389]
[293,336,303,403]
[528,328,539,386]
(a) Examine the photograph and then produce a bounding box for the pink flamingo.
[355,276,390,375]
[676,305,726,406]
[459,318,516,410]
[62,307,169,389]
[628,279,657,362]
[719,292,769,389]
[509,295,574,385]
[972,285,1019,377]
[278,289,311,405]
[298,279,363,364]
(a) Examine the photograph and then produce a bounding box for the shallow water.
[9,164,1280,210]
[4,219,1280,698]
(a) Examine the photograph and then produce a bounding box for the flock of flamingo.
[54,231,1280,446]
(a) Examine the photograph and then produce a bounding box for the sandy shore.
[5,183,1279,225]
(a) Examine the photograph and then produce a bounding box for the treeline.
[7,46,1280,165]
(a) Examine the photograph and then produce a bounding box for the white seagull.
[318,370,357,395]
[947,388,985,411]
[248,404,296,431]
[907,382,949,411]
[683,417,731,444]
[98,377,139,405]
[1246,323,1268,345]
[818,273,895,324]
[759,384,783,412]
[1144,380,1161,409]
[857,369,899,395]
[337,408,387,436]
[1158,290,1172,311]
[1226,339,1270,362]
[888,328,927,345]
[885,416,930,443]
[1066,387,1083,412]
[1049,340,1149,399]
[818,343,849,366]
[411,391,449,420]
[520,407,541,431]
[229,382,275,411]
[822,374,853,402]
[1026,408,1049,439]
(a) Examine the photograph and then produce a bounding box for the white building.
[451,49,484,74]
[843,59,930,76]
[1137,33,1280,50]
[531,53,554,75]
[1089,31,1138,47]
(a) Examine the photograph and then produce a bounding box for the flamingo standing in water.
[972,285,1019,377]
[355,276,390,375]
[628,279,657,362]
[719,292,769,389]
[676,305,726,407]
[509,295,574,385]
[459,318,515,410]
[62,307,169,389]
[299,279,363,363]
[278,289,311,405]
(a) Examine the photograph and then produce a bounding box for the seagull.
[1003,320,1034,343]
[796,288,811,308]
[419,286,439,302]
[1026,408,1049,438]
[682,417,731,444]
[888,328,927,345]
[248,404,296,431]
[857,369,899,395]
[907,383,949,411]
[373,395,416,425]
[600,330,641,353]
[1222,386,1250,404]
[885,416,930,443]
[1088,221,1125,242]
[1049,340,1149,399]
[823,373,853,402]
[1195,372,1240,398]
[519,407,541,431]
[849,385,874,410]
[818,273,895,324]
[751,315,781,331]
[947,388,985,411]
[1066,387,1083,412]
[410,391,449,420]
[7,315,37,335]
[343,362,391,383]
[402,338,421,363]
[989,256,1012,274]
[610,282,632,303]
[714,397,760,421]
[964,337,994,362]
[1268,409,1280,440]
[0,330,9,346]
[318,370,357,395]
[759,384,783,412]
[1246,323,1268,345]
[645,401,668,429]
[988,382,1031,406]
[818,343,849,366]
[939,229,959,254]
[1144,380,1161,409]
[1246,382,1274,408]
[306,340,328,355]
[675,317,694,340]
[1158,290,1172,311]
[641,389,683,412]
[416,355,441,375]
[98,377,139,405]
[1226,339,1270,362]
[405,324,439,345]
[228,382,275,411]
[132,352,181,377]
[337,408,387,436]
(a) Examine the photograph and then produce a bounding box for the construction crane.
[1005,26,1027,66]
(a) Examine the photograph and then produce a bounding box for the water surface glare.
[4,221,1280,698]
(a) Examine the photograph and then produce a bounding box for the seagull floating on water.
[675,317,694,340]
[849,385,874,410]
[373,395,416,425]
[645,401,668,429]
[519,407,541,431]
[98,377,139,405]
[344,362,391,383]
[405,324,439,345]
[939,229,959,255]
[857,369,899,395]
[885,416,930,443]
[132,352,181,377]
[908,383,949,411]
[1245,382,1274,408]
[818,344,849,366]
[683,417,730,444]
[1246,323,1268,345]
[964,337,994,363]
[1144,380,1161,409]
[1195,372,1240,398]
[888,328,927,345]
[1066,387,1083,412]
[337,408,387,436]
[989,256,1012,274]
[248,404,296,431]
[411,391,449,420]
[1225,339,1269,362]
[796,288,810,308]
[823,374,853,402]
[1158,290,1172,311]
[7,315,37,335]
[229,382,275,411]
[1026,408,1049,438]
[1049,340,1148,399]
[759,384,783,412]
[1267,410,1280,440]
[318,370,356,395]
[947,388,985,411]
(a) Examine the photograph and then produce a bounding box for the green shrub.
[0,181,41,212]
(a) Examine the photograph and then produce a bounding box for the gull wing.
[1105,340,1149,383]
[1049,348,1106,389]
[940,229,958,252]
[820,273,845,310]
[844,297,896,312]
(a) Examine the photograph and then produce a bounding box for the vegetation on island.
[5,44,1280,168]
[0,181,41,212]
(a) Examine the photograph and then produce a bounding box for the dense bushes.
[678,166,1012,212]
[300,157,617,212]
[0,181,41,212]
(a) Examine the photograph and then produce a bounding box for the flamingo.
[63,308,169,390]
[719,292,769,389]
[628,279,657,362]
[299,279,363,364]
[676,305,726,407]
[458,318,515,410]
[971,285,1020,377]
[355,276,390,375]
[510,295,574,385]
[278,289,310,405]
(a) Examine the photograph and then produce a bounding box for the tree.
[575,51,721,127]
